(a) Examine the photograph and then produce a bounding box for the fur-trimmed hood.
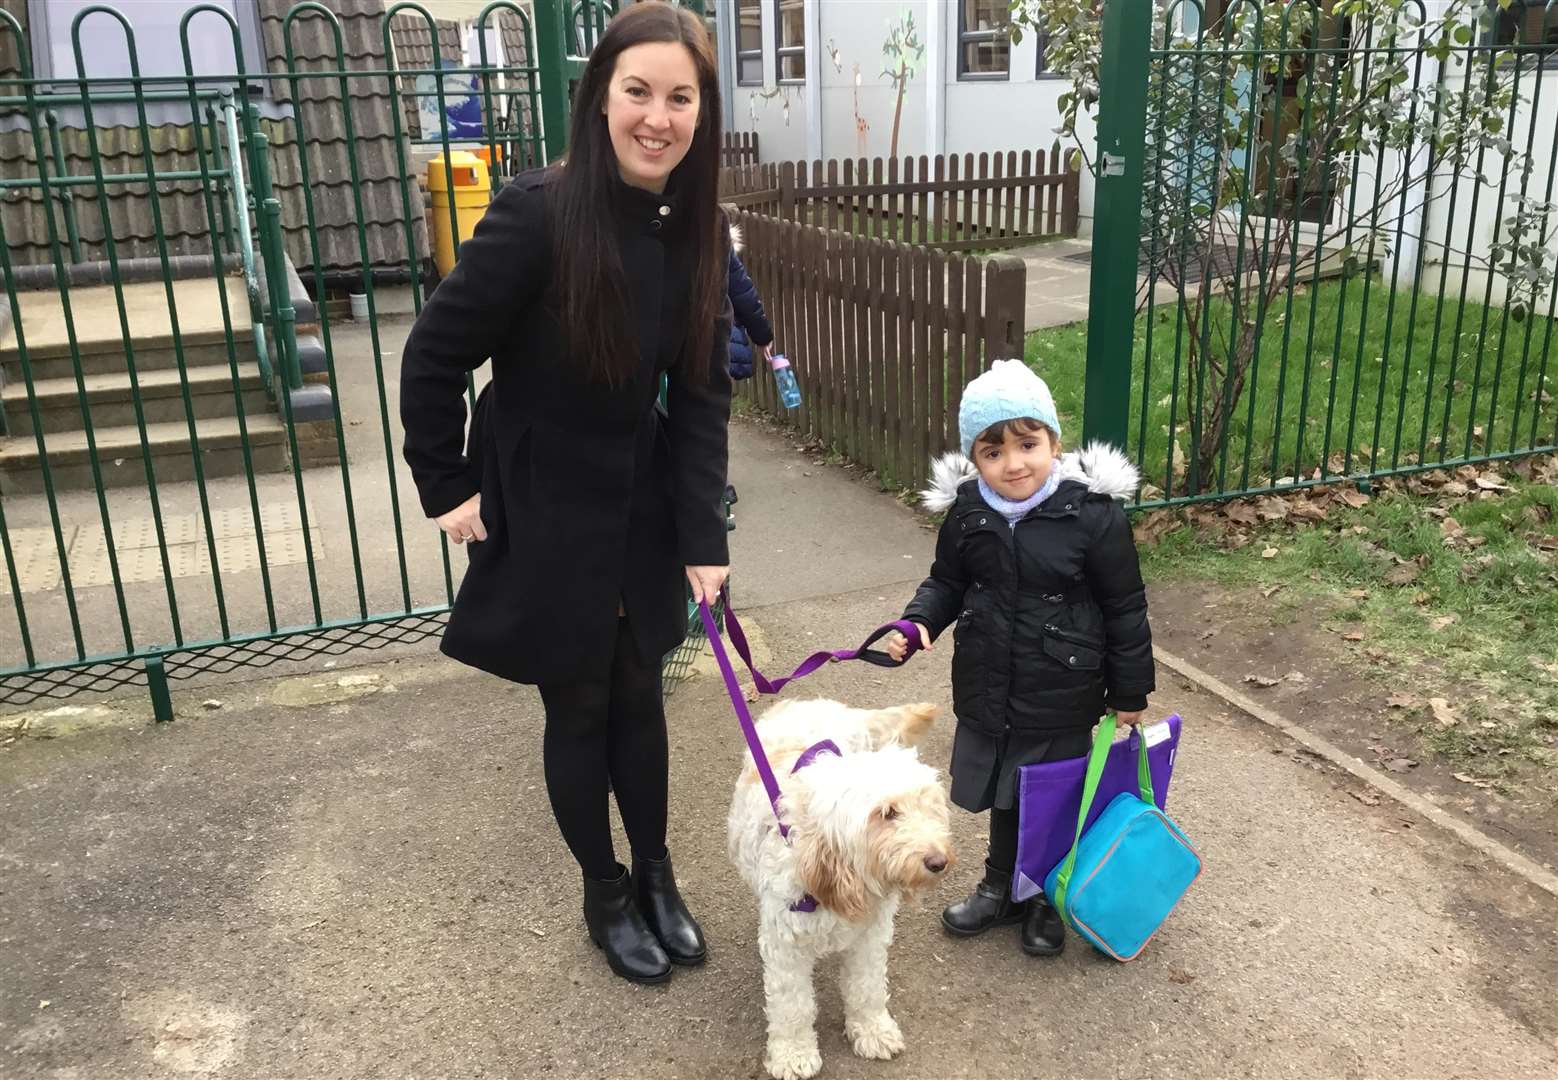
[918,442,1139,514]
[729,222,744,252]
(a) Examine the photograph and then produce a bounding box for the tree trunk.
[888,64,907,160]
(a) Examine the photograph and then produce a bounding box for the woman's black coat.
[400,170,733,685]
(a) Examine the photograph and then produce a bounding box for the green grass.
[1138,472,1558,785]
[1026,276,1558,497]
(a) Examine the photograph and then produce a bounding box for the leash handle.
[718,585,922,692]
[697,588,924,833]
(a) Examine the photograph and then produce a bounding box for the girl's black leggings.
[537,617,668,881]
[988,804,1020,875]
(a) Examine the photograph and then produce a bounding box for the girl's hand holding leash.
[884,622,932,663]
[436,493,486,545]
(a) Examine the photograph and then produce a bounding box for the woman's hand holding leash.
[436,494,486,545]
[884,622,931,663]
[686,565,730,607]
[1114,710,1145,726]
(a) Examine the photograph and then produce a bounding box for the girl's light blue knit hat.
[958,359,1062,456]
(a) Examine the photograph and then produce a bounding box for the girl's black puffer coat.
[902,444,1155,738]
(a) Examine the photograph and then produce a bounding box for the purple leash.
[697,588,924,913]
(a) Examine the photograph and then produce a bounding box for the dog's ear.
[864,702,939,749]
[795,825,870,921]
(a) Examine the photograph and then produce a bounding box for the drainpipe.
[925,0,945,158]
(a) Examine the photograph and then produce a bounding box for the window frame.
[735,0,764,87]
[957,0,1010,83]
[26,0,270,95]
[1484,1,1558,70]
[772,0,804,85]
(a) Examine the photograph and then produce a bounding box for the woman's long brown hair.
[548,2,724,386]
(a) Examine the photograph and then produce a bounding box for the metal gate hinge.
[1101,153,1127,178]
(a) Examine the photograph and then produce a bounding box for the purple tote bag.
[1012,714,1183,902]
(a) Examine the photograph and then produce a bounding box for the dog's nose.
[924,854,948,873]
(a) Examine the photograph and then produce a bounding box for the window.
[1489,1,1558,68]
[736,0,763,85]
[28,0,267,87]
[774,0,804,83]
[1034,27,1054,78]
[958,0,1009,80]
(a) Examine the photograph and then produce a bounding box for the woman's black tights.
[538,617,668,881]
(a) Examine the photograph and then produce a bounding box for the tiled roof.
[2,0,427,276]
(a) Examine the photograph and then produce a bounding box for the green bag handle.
[1050,714,1155,917]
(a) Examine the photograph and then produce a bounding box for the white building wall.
[717,1,1094,226]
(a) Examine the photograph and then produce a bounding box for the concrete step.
[0,414,292,495]
[1,364,272,437]
[1,331,245,381]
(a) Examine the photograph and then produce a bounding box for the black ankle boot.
[582,865,671,984]
[941,861,1028,937]
[632,850,706,966]
[1021,892,1066,956]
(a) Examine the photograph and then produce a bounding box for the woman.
[399,2,732,986]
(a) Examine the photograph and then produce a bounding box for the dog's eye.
[882,805,900,821]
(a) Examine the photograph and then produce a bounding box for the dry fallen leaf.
[1342,630,1366,642]
[1349,790,1382,806]
[1225,502,1260,527]
[1261,546,1279,559]
[1386,692,1419,709]
[1383,757,1418,773]
[1255,496,1292,522]
[1452,772,1493,789]
[1430,614,1458,631]
[1260,583,1284,598]
[1385,563,1423,586]
[1475,473,1509,491]
[1428,697,1459,728]
[1290,499,1330,522]
[1243,673,1281,688]
[1346,588,1371,600]
[1338,488,1371,509]
[1441,517,1463,538]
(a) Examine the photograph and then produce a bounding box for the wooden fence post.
[1061,147,1081,237]
[982,254,1027,365]
[779,160,796,223]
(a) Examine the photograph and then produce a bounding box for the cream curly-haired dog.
[727,697,954,1080]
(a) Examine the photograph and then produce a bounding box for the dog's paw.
[765,1039,823,1080]
[846,1013,905,1060]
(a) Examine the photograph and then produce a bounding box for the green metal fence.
[1083,0,1558,507]
[0,1,706,718]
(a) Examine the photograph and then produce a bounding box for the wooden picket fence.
[721,144,1079,252]
[721,130,760,167]
[732,209,1027,491]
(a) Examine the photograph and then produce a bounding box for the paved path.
[2,419,1556,1078]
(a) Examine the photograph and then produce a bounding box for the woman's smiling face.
[603,41,701,194]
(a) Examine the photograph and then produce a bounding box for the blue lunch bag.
[1043,713,1201,962]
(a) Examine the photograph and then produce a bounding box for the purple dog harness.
[698,588,925,912]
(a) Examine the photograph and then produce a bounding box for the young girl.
[884,359,1154,956]
[723,217,774,380]
[399,3,730,986]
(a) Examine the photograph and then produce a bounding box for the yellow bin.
[427,151,492,277]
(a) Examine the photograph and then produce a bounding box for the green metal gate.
[0,0,704,718]
[1083,0,1558,507]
